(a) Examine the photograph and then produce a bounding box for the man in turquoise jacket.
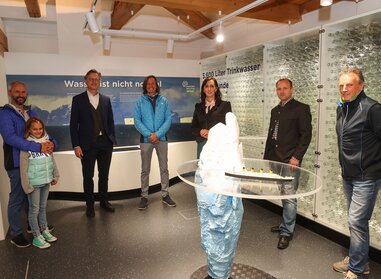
[134,75,176,210]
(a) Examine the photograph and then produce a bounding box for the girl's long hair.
[24,117,46,139]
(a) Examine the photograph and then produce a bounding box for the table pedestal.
[196,189,244,279]
[190,263,277,279]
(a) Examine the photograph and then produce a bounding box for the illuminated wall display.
[201,12,381,249]
[5,75,200,151]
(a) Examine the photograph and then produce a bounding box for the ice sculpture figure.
[196,112,244,279]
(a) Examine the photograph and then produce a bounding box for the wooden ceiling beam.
[241,3,302,24]
[118,0,254,14]
[110,0,350,34]
[24,0,41,18]
[111,1,145,29]
[165,8,215,39]
[0,28,8,57]
[301,0,344,14]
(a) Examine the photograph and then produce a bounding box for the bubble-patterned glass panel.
[225,46,264,137]
[320,16,381,248]
[200,46,264,137]
[240,137,266,159]
[263,31,320,216]
[201,55,228,95]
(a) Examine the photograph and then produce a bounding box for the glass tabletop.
[177,158,322,200]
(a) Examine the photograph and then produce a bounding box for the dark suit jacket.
[70,91,116,151]
[264,98,312,163]
[191,100,232,142]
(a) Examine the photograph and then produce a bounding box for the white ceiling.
[0,0,262,59]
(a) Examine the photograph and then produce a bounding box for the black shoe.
[270,225,281,233]
[86,204,95,218]
[27,224,54,234]
[162,195,176,207]
[277,235,291,249]
[10,233,31,248]
[100,201,115,212]
[138,197,148,210]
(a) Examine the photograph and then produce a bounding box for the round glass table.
[177,158,322,200]
[177,158,322,279]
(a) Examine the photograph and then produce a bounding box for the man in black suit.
[70,69,116,217]
[264,78,312,249]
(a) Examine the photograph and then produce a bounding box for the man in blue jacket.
[0,81,54,247]
[134,75,176,210]
[333,68,381,279]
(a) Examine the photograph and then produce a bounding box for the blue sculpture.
[195,112,244,279]
[196,188,244,279]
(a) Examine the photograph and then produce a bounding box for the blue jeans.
[343,179,381,278]
[6,169,28,237]
[27,184,50,237]
[276,166,300,237]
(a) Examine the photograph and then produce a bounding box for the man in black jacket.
[70,69,117,217]
[332,68,381,279]
[264,78,312,249]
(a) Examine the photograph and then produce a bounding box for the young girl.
[20,117,59,249]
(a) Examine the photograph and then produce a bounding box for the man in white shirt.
[70,69,117,217]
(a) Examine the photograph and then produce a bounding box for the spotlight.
[103,35,111,50]
[216,33,224,43]
[85,11,99,33]
[320,0,333,6]
[216,22,224,43]
[167,39,174,54]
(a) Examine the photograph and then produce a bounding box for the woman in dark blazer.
[191,77,232,158]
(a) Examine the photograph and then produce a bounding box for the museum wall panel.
[317,13,381,247]
[200,11,381,250]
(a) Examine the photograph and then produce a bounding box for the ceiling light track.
[187,0,268,38]
[101,28,188,41]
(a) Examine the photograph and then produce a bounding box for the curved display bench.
[49,141,196,200]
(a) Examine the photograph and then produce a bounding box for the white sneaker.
[32,235,51,249]
[41,230,57,243]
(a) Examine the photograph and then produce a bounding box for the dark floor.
[0,183,380,279]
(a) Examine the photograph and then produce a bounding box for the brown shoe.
[270,225,281,233]
[277,235,291,249]
[333,256,370,275]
